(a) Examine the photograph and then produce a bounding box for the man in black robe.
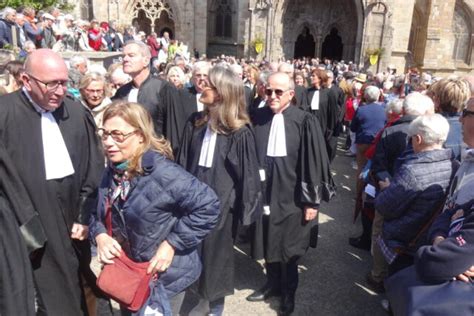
[0,49,103,315]
[113,40,179,147]
[247,72,335,315]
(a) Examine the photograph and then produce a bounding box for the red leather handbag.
[96,200,157,312]
[96,251,154,312]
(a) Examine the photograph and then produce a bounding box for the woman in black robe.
[177,66,262,315]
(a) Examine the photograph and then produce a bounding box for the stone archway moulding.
[128,0,177,30]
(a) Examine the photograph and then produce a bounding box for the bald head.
[278,63,294,76]
[25,49,68,77]
[22,49,69,111]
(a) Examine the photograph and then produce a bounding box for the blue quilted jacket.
[375,148,456,251]
[89,150,220,298]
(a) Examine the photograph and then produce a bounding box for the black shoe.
[279,293,295,315]
[246,284,281,302]
[349,236,371,251]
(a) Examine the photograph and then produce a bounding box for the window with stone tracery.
[452,2,472,64]
[210,0,234,39]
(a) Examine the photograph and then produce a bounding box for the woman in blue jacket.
[89,101,220,315]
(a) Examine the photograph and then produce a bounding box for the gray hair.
[385,98,403,116]
[192,61,211,75]
[124,40,151,59]
[403,92,434,116]
[69,55,88,68]
[258,70,272,85]
[364,86,381,103]
[278,62,294,75]
[1,7,16,20]
[326,70,334,79]
[408,114,449,145]
[166,66,186,85]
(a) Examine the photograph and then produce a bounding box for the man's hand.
[304,206,318,222]
[71,223,89,240]
[456,266,474,283]
[96,233,122,264]
[432,236,445,246]
[378,178,391,190]
[147,240,175,275]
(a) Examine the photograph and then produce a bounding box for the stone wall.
[87,0,472,75]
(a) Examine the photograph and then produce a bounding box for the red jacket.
[88,28,102,51]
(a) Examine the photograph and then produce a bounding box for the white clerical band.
[196,94,204,112]
[258,100,266,108]
[41,112,75,180]
[127,87,139,103]
[198,124,217,168]
[310,90,320,110]
[267,113,287,157]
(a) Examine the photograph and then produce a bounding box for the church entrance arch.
[294,26,316,59]
[279,0,363,62]
[131,0,176,37]
[321,27,343,60]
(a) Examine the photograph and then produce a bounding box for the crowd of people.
[1,5,474,316]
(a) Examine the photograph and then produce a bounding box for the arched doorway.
[321,27,343,61]
[294,27,316,59]
[279,0,363,62]
[131,0,175,36]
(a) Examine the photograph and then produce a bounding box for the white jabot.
[128,87,139,103]
[198,124,217,168]
[258,100,266,108]
[196,94,204,112]
[310,90,320,110]
[41,111,75,180]
[267,113,287,157]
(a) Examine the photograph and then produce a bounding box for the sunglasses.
[265,88,289,97]
[462,109,474,118]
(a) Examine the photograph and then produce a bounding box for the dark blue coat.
[350,102,386,144]
[375,149,456,251]
[90,151,220,297]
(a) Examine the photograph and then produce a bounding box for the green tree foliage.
[0,0,59,10]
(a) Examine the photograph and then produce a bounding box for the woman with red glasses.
[90,101,220,315]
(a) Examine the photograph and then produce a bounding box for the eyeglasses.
[97,128,137,143]
[27,73,68,92]
[462,109,474,118]
[265,88,290,97]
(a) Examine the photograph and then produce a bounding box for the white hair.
[124,40,151,59]
[278,62,294,74]
[69,55,88,68]
[2,7,16,19]
[385,98,403,116]
[408,114,449,145]
[230,64,243,76]
[403,92,435,116]
[192,61,211,75]
[364,85,381,103]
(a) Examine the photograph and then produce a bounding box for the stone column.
[193,0,208,56]
[384,0,415,73]
[422,0,456,74]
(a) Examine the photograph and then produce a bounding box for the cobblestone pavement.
[215,138,387,316]
[101,138,387,316]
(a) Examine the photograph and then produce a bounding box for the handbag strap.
[105,198,112,236]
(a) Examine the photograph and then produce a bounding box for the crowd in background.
[1,4,474,316]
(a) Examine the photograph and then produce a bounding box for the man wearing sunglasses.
[0,49,103,315]
[248,72,335,315]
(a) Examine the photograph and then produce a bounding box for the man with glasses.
[248,72,335,315]
[0,48,103,315]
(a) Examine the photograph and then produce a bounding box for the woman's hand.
[96,233,122,264]
[147,240,175,275]
[455,266,474,283]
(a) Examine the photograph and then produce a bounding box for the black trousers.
[266,257,299,296]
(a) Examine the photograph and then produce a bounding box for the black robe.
[113,74,178,141]
[251,105,335,263]
[305,87,339,162]
[0,91,104,315]
[177,113,262,301]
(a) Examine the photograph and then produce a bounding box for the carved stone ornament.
[132,0,174,26]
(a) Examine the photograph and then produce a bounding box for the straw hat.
[354,73,367,83]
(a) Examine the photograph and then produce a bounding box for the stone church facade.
[79,0,473,76]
